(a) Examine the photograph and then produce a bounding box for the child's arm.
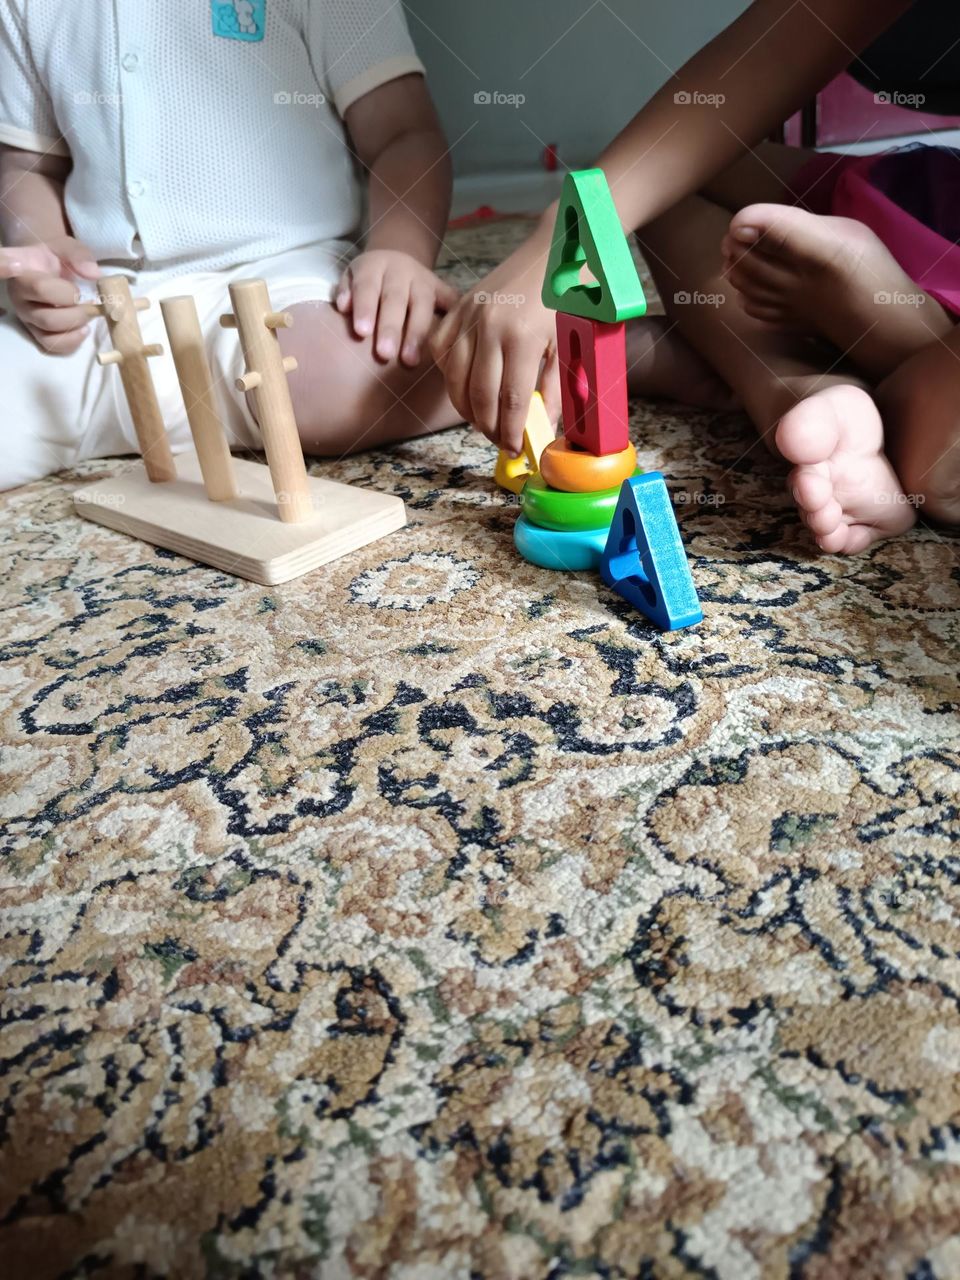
[432,0,914,450]
[337,74,459,367]
[0,146,99,353]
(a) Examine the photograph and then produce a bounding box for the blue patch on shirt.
[211,0,265,42]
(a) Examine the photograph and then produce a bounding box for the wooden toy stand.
[74,277,405,585]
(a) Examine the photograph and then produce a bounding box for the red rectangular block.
[556,311,629,457]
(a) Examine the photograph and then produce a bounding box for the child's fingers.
[401,286,436,366]
[0,244,60,279]
[26,322,90,355]
[429,306,460,365]
[334,276,352,313]
[441,331,479,427]
[9,274,72,308]
[468,331,505,443]
[349,270,383,339]
[497,339,542,455]
[10,272,83,308]
[21,302,92,334]
[374,276,410,361]
[538,347,562,426]
[55,239,100,280]
[434,278,461,314]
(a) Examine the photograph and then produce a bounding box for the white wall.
[403,0,750,176]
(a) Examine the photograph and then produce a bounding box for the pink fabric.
[792,150,960,317]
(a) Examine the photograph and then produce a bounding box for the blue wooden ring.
[513,516,609,572]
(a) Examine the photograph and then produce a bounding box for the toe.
[729,204,798,260]
[803,497,845,537]
[775,398,843,466]
[815,524,854,554]
[789,463,833,512]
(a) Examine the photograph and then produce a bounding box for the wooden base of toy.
[73,451,406,585]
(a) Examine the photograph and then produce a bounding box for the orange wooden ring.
[538,438,638,494]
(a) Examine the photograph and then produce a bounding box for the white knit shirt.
[0,0,425,274]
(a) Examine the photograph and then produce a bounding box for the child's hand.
[336,249,460,368]
[430,257,559,454]
[1,237,100,355]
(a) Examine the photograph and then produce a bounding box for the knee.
[277,305,407,455]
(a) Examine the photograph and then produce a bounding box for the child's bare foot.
[626,316,740,409]
[775,383,916,552]
[721,205,954,382]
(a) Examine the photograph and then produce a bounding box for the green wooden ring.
[521,469,644,531]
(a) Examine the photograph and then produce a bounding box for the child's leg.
[876,329,960,527]
[276,300,460,457]
[626,140,819,407]
[721,204,954,382]
[0,311,113,490]
[637,192,915,552]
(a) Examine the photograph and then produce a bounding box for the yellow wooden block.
[494,392,556,494]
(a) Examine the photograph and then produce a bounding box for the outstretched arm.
[431,0,914,449]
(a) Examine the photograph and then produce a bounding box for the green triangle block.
[541,168,647,323]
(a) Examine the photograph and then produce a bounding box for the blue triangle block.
[600,474,702,630]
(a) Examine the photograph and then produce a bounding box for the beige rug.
[2,218,960,1278]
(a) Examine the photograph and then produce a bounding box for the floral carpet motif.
[2,220,960,1279]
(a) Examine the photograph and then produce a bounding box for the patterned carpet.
[3,219,960,1280]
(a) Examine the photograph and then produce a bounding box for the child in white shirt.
[0,0,461,488]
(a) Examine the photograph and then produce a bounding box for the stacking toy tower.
[500,169,703,631]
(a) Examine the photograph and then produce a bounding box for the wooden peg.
[160,295,238,503]
[220,279,311,524]
[84,294,150,320]
[94,275,175,483]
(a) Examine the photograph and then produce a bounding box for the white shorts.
[1,239,354,489]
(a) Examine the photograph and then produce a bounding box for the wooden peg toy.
[74,278,406,585]
[520,467,642,532]
[541,169,647,324]
[600,473,702,630]
[493,391,556,494]
[556,312,630,457]
[91,275,176,483]
[220,279,312,524]
[514,517,609,572]
[160,296,238,503]
[539,437,638,494]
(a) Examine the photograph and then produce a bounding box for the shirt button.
[121,52,139,72]
[127,180,145,198]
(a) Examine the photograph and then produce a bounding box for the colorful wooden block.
[494,391,556,494]
[539,438,637,494]
[541,169,647,323]
[521,468,643,532]
[556,312,629,456]
[600,473,702,630]
[514,516,609,572]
